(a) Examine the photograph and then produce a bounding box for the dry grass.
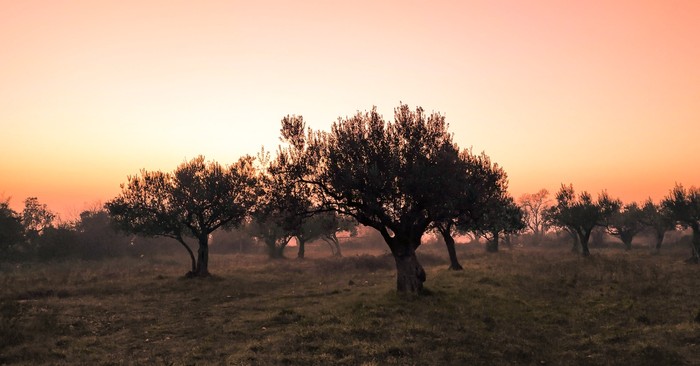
[1,243,699,365]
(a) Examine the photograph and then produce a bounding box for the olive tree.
[251,149,313,259]
[640,199,675,253]
[606,202,645,251]
[106,155,258,276]
[547,184,620,256]
[662,184,700,262]
[431,150,504,269]
[316,212,357,257]
[298,211,358,258]
[277,104,471,293]
[473,195,524,253]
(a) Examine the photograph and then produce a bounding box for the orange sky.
[1,1,699,219]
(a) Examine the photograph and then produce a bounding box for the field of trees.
[2,103,699,364]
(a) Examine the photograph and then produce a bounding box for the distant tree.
[662,184,700,263]
[21,197,55,241]
[431,150,505,269]
[247,213,297,259]
[518,189,552,244]
[606,202,645,251]
[0,198,24,260]
[106,156,258,276]
[252,148,312,259]
[547,184,620,256]
[473,195,525,253]
[431,150,523,257]
[300,212,358,257]
[277,105,474,293]
[295,213,330,259]
[640,199,675,253]
[74,208,132,259]
[33,224,78,261]
[453,153,523,253]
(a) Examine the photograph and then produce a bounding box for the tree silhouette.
[518,189,552,244]
[474,195,524,253]
[295,212,358,258]
[251,148,312,259]
[106,156,258,276]
[277,104,474,293]
[21,197,55,240]
[606,202,645,251]
[315,212,358,257]
[0,198,24,260]
[662,184,700,262]
[640,199,675,253]
[455,153,523,253]
[432,150,521,267]
[547,184,620,256]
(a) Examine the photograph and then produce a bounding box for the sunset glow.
[2,1,699,218]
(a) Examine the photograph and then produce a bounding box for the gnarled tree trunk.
[654,230,665,253]
[266,237,289,259]
[322,234,342,257]
[193,234,210,277]
[389,234,426,294]
[689,225,700,264]
[393,249,426,293]
[175,236,197,275]
[568,230,580,253]
[486,232,499,253]
[297,237,306,259]
[579,230,592,257]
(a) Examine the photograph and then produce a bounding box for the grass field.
[1,242,699,365]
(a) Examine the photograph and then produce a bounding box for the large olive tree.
[106,155,258,276]
[277,104,476,293]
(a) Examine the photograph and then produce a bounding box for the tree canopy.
[606,202,645,251]
[106,155,258,276]
[547,184,620,256]
[662,184,700,262]
[276,103,499,293]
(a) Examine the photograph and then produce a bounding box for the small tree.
[432,150,507,269]
[547,184,620,256]
[323,213,358,257]
[434,151,523,255]
[301,212,358,257]
[74,208,132,259]
[252,148,312,259]
[518,189,552,244]
[474,195,524,253]
[247,214,297,259]
[640,199,675,253]
[662,184,700,262]
[606,202,645,251]
[21,197,55,241]
[106,156,258,276]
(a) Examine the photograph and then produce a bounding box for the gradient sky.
[1,0,699,219]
